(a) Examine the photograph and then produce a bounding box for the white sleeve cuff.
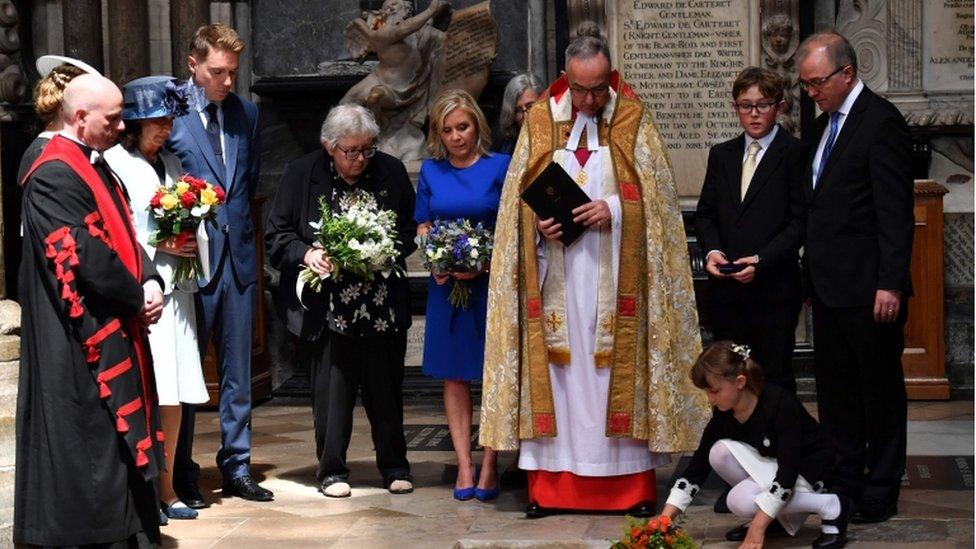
[143,279,162,296]
[665,477,699,513]
[755,480,792,518]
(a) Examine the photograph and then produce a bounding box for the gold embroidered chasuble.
[479,73,709,453]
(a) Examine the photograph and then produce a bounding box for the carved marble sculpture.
[342,0,497,162]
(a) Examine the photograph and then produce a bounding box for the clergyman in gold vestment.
[479,35,709,515]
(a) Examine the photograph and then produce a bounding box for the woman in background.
[494,73,544,155]
[106,75,210,520]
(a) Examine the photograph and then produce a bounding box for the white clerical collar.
[566,112,599,152]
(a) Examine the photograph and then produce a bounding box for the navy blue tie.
[815,111,841,187]
[205,102,225,170]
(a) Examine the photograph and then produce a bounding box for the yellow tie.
[741,141,762,200]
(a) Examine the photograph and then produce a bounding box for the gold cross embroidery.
[600,314,616,335]
[576,170,588,186]
[545,311,563,332]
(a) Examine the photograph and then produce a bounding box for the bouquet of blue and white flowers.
[300,189,403,292]
[418,218,493,309]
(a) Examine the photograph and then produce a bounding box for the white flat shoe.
[389,479,414,494]
[322,481,351,498]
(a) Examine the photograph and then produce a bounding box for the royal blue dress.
[414,153,510,381]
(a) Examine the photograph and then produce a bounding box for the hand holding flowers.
[301,189,403,292]
[417,218,493,309]
[148,174,224,285]
[610,514,696,549]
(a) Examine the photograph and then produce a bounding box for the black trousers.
[708,298,801,392]
[302,330,411,486]
[812,297,908,503]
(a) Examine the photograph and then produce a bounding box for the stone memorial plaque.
[609,1,759,199]
[923,0,975,91]
[405,316,426,366]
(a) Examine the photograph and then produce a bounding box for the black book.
[520,161,591,247]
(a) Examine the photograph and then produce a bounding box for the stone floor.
[161,399,974,548]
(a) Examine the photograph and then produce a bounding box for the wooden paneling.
[904,181,949,400]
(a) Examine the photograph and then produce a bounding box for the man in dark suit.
[798,31,914,524]
[165,23,272,503]
[695,66,806,393]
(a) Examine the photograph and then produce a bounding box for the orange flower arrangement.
[611,515,696,549]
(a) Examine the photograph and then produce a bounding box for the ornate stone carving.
[760,2,800,135]
[567,0,607,40]
[0,0,26,119]
[836,0,889,92]
[342,0,497,162]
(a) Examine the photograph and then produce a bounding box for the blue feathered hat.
[122,75,190,120]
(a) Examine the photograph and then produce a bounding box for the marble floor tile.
[156,400,973,548]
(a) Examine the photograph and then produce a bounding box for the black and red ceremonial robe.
[14,134,164,546]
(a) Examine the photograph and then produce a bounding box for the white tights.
[709,440,841,534]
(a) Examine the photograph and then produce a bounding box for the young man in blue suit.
[166,23,273,504]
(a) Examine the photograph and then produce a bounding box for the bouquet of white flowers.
[301,189,403,292]
[417,218,493,309]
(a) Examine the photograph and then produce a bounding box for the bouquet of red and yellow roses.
[148,174,225,285]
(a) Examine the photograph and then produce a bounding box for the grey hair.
[797,30,859,75]
[320,103,380,147]
[565,35,611,66]
[499,73,545,139]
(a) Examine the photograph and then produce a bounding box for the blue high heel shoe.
[453,467,478,501]
[474,486,499,501]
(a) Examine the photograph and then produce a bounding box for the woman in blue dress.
[416,89,510,501]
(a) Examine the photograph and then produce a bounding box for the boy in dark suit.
[694,67,806,393]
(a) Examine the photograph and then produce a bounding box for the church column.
[528,0,547,83]
[106,0,150,84]
[62,0,103,71]
[169,0,209,80]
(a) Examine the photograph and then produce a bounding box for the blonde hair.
[190,24,245,62]
[35,63,87,123]
[425,89,491,160]
[691,340,765,395]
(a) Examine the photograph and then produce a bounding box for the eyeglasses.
[568,84,610,98]
[333,144,377,160]
[733,101,778,114]
[514,102,535,116]
[799,65,849,91]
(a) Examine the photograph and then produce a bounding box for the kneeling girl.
[660,341,851,549]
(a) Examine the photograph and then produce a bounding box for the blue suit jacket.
[165,92,260,286]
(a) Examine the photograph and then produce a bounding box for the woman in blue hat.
[106,76,209,521]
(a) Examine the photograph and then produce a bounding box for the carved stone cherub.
[342,0,451,161]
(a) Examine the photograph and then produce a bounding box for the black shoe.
[174,482,209,509]
[625,501,655,518]
[525,502,552,519]
[222,475,274,501]
[813,494,853,548]
[714,485,732,513]
[725,519,788,542]
[851,496,896,524]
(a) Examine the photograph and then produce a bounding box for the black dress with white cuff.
[666,384,834,518]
